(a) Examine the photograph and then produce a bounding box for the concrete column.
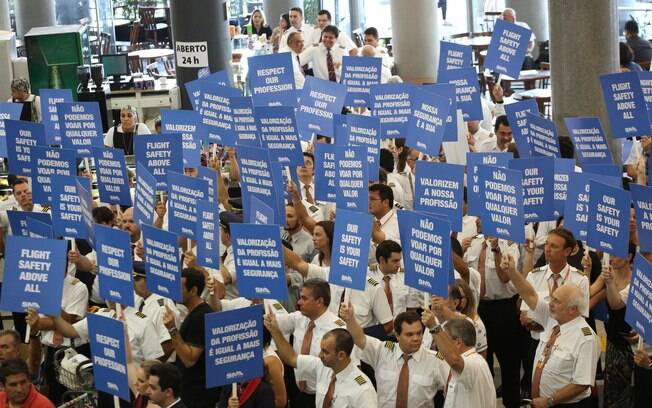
[350,0,364,34]
[15,0,56,38]
[171,0,232,109]
[549,0,621,163]
[390,0,439,84]
[263,0,302,29]
[506,0,549,42]
[0,0,10,31]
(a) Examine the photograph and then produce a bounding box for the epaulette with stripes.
[354,375,367,385]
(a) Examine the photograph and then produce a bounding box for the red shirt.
[0,385,55,408]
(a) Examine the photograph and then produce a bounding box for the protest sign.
[583,163,621,179]
[398,210,451,296]
[438,41,473,75]
[161,110,205,168]
[205,305,264,388]
[26,218,53,239]
[625,254,652,345]
[255,106,303,166]
[135,134,183,190]
[564,117,613,165]
[504,99,539,158]
[0,103,23,157]
[407,87,450,156]
[553,158,575,218]
[93,148,132,206]
[297,76,347,139]
[198,82,241,145]
[236,146,282,223]
[87,314,130,401]
[524,113,560,157]
[477,165,525,243]
[330,209,372,290]
[437,67,483,121]
[631,184,652,252]
[335,146,369,211]
[466,152,512,216]
[185,70,232,111]
[250,195,275,225]
[58,102,103,156]
[232,97,260,147]
[77,178,95,247]
[587,181,631,258]
[142,224,182,301]
[198,166,219,204]
[6,120,46,176]
[509,157,555,222]
[231,224,287,300]
[314,143,337,202]
[0,235,67,315]
[196,199,220,269]
[270,162,288,224]
[167,172,209,239]
[40,89,73,145]
[484,19,533,79]
[51,175,91,239]
[95,225,135,306]
[370,83,413,139]
[563,172,621,242]
[7,211,51,238]
[423,83,458,142]
[30,146,77,205]
[600,71,650,139]
[346,114,380,178]
[248,52,297,107]
[341,55,382,107]
[134,163,157,226]
[414,161,465,231]
[638,71,652,125]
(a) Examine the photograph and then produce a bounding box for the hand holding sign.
[339,302,354,322]
[163,305,176,331]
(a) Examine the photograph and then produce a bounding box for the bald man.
[501,8,536,53]
[360,45,391,83]
[121,207,141,243]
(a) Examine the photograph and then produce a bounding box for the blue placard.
[626,254,652,345]
[134,163,157,226]
[504,99,539,158]
[30,146,77,205]
[314,143,337,202]
[334,113,348,145]
[95,225,135,306]
[77,179,95,248]
[437,67,482,121]
[26,218,53,239]
[638,71,652,125]
[477,165,525,243]
[370,83,414,139]
[93,148,132,206]
[40,89,73,145]
[58,102,103,157]
[196,199,220,269]
[509,157,555,222]
[237,146,280,221]
[525,112,560,157]
[167,172,209,239]
[335,146,369,211]
[198,83,241,145]
[197,166,219,204]
[583,163,622,179]
[0,103,24,157]
[297,76,347,139]
[484,19,533,79]
[437,41,473,75]
[250,195,275,225]
[587,181,631,257]
[632,184,652,252]
[0,235,67,315]
[346,114,381,179]
[600,71,650,139]
[414,161,465,231]
[232,97,260,147]
[87,314,130,401]
[564,117,613,165]
[7,211,52,238]
[6,120,46,176]
[553,158,575,218]
[398,210,451,296]
[255,106,303,166]
[231,224,288,300]
[161,110,205,168]
[142,224,181,301]
[466,152,512,216]
[269,162,288,225]
[563,172,621,242]
[423,83,458,142]
[248,52,297,107]
[134,134,184,191]
[330,209,372,290]
[205,305,264,388]
[407,87,450,156]
[341,56,382,107]
[185,70,233,111]
[51,175,90,239]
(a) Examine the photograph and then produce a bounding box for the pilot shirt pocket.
[545,346,574,375]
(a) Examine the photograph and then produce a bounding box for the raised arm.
[421,308,465,373]
[263,311,298,368]
[501,254,539,310]
[339,303,367,349]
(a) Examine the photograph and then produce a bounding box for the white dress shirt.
[280,24,316,52]
[299,43,345,82]
[463,236,520,300]
[290,51,306,89]
[443,348,496,408]
[309,29,357,52]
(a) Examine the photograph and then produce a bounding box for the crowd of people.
[0,4,650,408]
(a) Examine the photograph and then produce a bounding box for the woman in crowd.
[132,360,162,408]
[270,13,290,53]
[104,105,151,155]
[9,78,41,122]
[243,9,273,38]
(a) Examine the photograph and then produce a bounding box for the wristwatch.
[168,327,178,337]
[430,324,443,334]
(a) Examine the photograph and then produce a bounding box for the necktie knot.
[402,354,411,363]
[552,325,560,335]
[307,320,316,330]
[383,275,391,283]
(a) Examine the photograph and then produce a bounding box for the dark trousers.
[634,365,652,408]
[478,296,522,408]
[522,336,540,392]
[554,397,592,407]
[284,363,316,408]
